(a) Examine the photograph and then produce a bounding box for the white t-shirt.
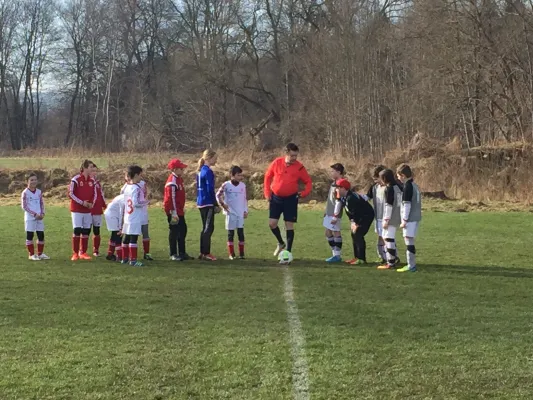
[216,181,248,217]
[104,194,125,225]
[21,188,44,220]
[123,184,144,226]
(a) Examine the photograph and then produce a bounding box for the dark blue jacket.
[196,165,217,207]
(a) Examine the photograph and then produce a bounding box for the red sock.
[107,240,116,256]
[239,241,245,256]
[227,241,235,256]
[122,245,129,260]
[93,235,101,253]
[26,240,35,256]
[143,238,150,254]
[130,244,138,261]
[72,235,80,254]
[116,245,123,260]
[81,235,89,254]
[37,241,44,256]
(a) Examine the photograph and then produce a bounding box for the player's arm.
[299,166,312,198]
[401,181,413,222]
[383,186,394,222]
[101,184,107,209]
[263,161,275,199]
[216,182,227,209]
[68,180,84,206]
[362,185,373,202]
[21,190,36,217]
[244,184,249,216]
[40,192,45,217]
[333,198,342,219]
[132,188,144,208]
[120,184,126,195]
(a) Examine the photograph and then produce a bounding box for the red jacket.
[264,157,313,199]
[91,180,107,215]
[69,174,96,213]
[163,173,185,216]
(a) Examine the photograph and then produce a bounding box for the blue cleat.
[326,255,342,263]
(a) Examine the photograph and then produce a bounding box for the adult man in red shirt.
[264,143,312,259]
[69,159,97,261]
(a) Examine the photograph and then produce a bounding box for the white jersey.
[122,181,148,224]
[123,184,145,226]
[21,188,44,220]
[104,194,125,225]
[216,181,248,217]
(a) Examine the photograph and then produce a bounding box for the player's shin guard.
[26,239,35,256]
[81,229,90,254]
[405,237,416,269]
[107,240,116,256]
[286,230,294,252]
[327,235,335,255]
[143,238,150,255]
[385,238,397,266]
[270,226,285,245]
[116,244,123,261]
[237,228,245,256]
[129,243,138,262]
[334,236,342,257]
[377,239,387,261]
[227,230,235,256]
[93,235,101,253]
[72,228,82,254]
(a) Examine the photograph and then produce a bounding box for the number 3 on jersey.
[127,199,134,214]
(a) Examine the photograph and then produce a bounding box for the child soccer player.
[69,160,97,261]
[335,179,374,265]
[363,165,387,263]
[377,168,402,270]
[21,173,49,260]
[104,194,125,262]
[122,165,148,267]
[396,164,421,272]
[90,166,106,257]
[216,165,249,260]
[164,159,193,261]
[138,173,152,261]
[324,163,345,263]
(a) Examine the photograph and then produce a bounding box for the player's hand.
[39,214,45,220]
[82,201,89,208]
[118,230,122,237]
[331,217,338,225]
[383,221,389,229]
[222,203,229,212]
[351,222,357,233]
[400,221,407,229]
[244,211,248,219]
[214,206,221,214]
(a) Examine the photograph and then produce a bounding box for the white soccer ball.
[278,250,293,265]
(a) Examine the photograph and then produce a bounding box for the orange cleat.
[345,258,358,264]
[377,264,394,270]
[78,253,92,260]
[71,253,79,261]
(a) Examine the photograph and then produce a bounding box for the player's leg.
[26,225,36,259]
[92,215,102,256]
[325,228,335,255]
[379,226,398,269]
[122,231,131,262]
[199,207,216,260]
[283,194,298,253]
[115,231,124,262]
[167,215,179,259]
[375,220,386,262]
[398,222,419,272]
[177,215,190,259]
[269,195,285,255]
[106,231,119,261]
[142,224,152,260]
[79,214,92,259]
[237,217,245,258]
[71,213,82,260]
[227,229,235,259]
[353,219,371,264]
[36,229,48,259]
[333,230,343,259]
[129,234,142,266]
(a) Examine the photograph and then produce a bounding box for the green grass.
[1,206,533,399]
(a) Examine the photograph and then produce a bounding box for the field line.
[283,266,310,400]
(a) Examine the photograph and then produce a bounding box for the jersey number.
[127,199,134,214]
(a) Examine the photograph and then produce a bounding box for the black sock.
[286,230,294,252]
[271,227,285,245]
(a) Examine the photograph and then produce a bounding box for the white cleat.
[39,254,50,260]
[93,252,100,257]
[273,243,286,257]
[29,255,41,261]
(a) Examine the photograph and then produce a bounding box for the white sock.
[385,239,397,265]
[334,236,342,257]
[405,237,416,269]
[377,242,386,260]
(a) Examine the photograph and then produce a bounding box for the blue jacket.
[196,165,217,207]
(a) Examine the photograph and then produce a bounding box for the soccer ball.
[278,250,293,265]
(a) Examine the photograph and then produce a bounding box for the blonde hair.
[197,149,217,171]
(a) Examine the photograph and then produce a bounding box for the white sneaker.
[93,252,100,257]
[273,243,286,257]
[39,254,50,260]
[29,255,41,261]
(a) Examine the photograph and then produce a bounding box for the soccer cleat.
[106,254,117,261]
[38,254,50,260]
[180,253,194,261]
[229,254,236,260]
[93,252,100,257]
[129,261,144,267]
[144,253,154,261]
[273,243,286,257]
[203,254,217,261]
[29,254,41,261]
[71,253,79,261]
[393,257,401,266]
[79,253,92,260]
[377,264,394,270]
[326,255,342,263]
[239,255,246,260]
[353,259,367,265]
[121,258,129,264]
[345,258,357,264]
[397,265,417,273]
[170,255,182,261]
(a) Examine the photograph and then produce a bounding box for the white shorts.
[122,222,142,235]
[105,215,121,232]
[25,219,44,232]
[383,225,397,240]
[225,214,244,230]
[72,212,92,229]
[403,221,419,238]
[323,215,341,232]
[92,215,102,227]
[141,210,149,226]
[374,219,383,236]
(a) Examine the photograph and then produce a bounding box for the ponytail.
[197,149,217,171]
[197,157,205,171]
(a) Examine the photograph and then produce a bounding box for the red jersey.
[263,157,312,199]
[91,180,107,215]
[69,174,97,213]
[163,173,185,216]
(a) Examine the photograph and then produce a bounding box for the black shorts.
[269,193,298,222]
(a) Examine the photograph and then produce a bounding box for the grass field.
[1,206,533,399]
